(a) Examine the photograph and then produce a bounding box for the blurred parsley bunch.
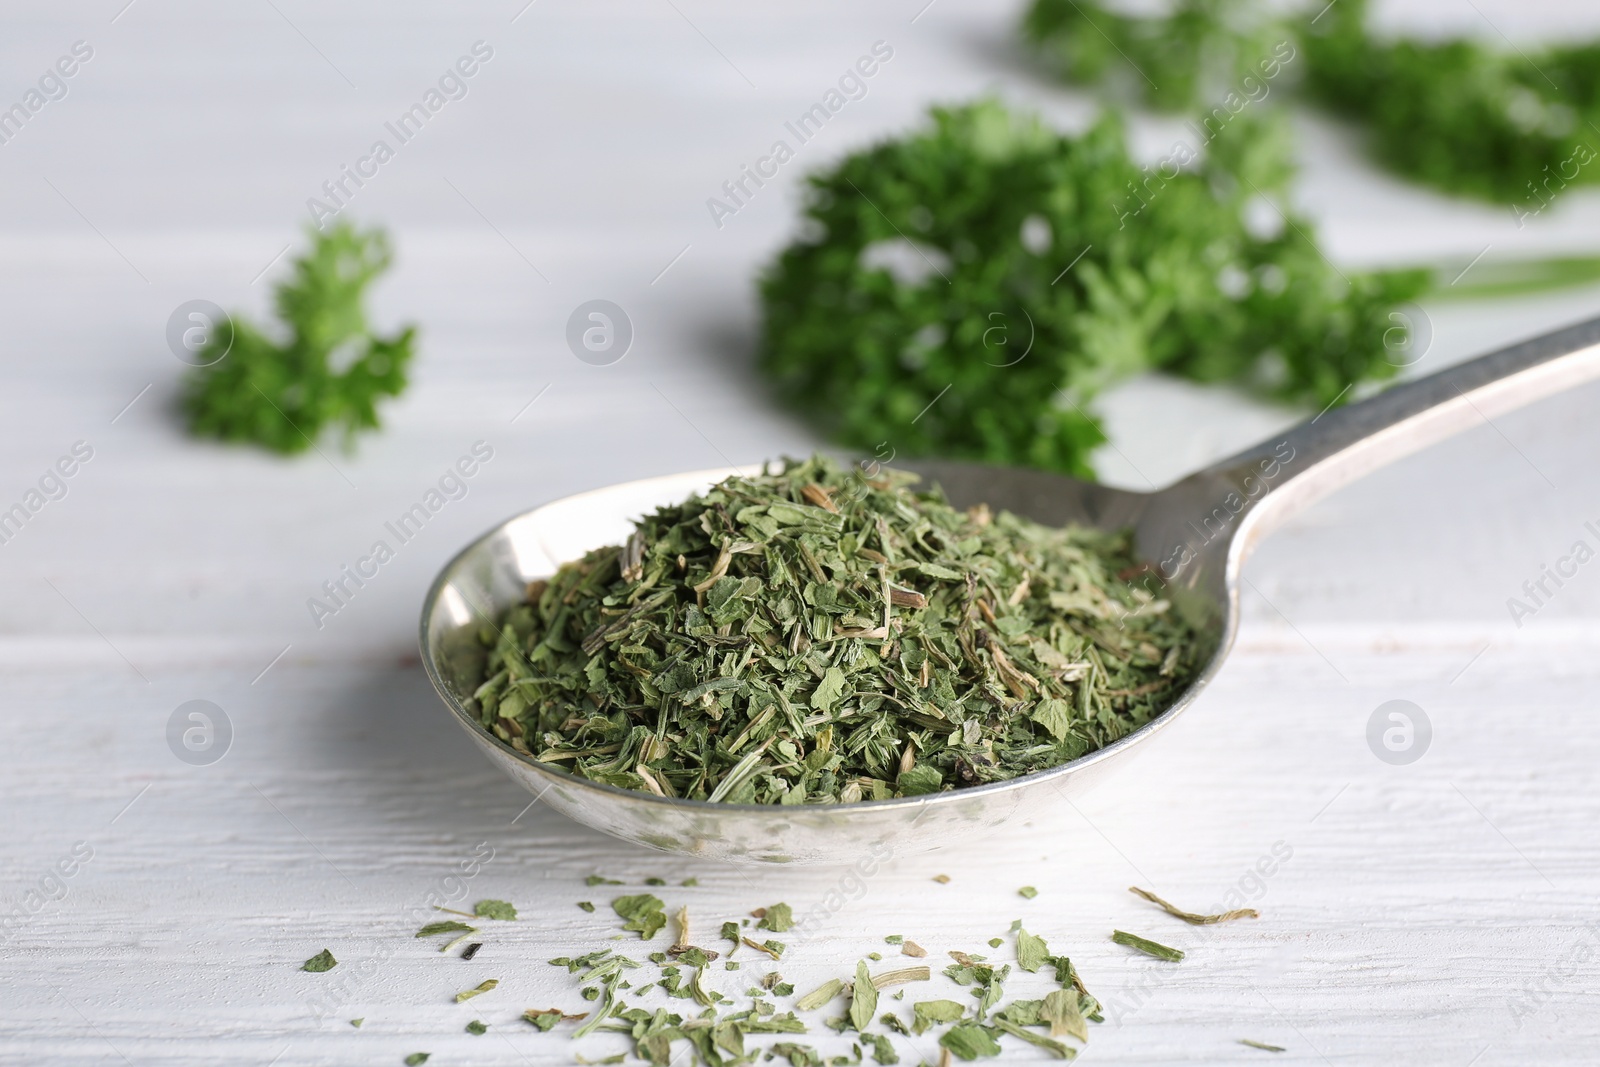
[1302,0,1600,204]
[1021,0,1287,114]
[1022,0,1600,206]
[757,99,1426,478]
[182,222,416,454]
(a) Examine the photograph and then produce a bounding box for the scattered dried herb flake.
[1129,885,1258,925]
[1111,930,1185,962]
[301,949,337,973]
[1240,1038,1287,1052]
[474,899,518,921]
[455,979,499,1002]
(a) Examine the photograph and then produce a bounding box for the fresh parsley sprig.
[758,99,1424,477]
[181,221,416,454]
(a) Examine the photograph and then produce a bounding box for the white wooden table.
[4,1,1600,1062]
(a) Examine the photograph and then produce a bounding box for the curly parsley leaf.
[181,221,416,455]
[758,99,1424,478]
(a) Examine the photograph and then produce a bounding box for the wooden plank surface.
[3,0,1600,1062]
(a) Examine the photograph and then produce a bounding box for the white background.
[2,0,1599,1062]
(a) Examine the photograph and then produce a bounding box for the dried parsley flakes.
[1111,930,1185,962]
[301,949,337,972]
[459,456,1201,804]
[474,899,517,921]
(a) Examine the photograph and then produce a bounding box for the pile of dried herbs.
[456,455,1202,804]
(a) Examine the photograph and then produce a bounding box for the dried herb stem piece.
[796,978,845,1012]
[994,1017,1076,1059]
[1129,886,1258,925]
[1110,931,1184,962]
[455,979,499,1002]
[742,937,784,959]
[1240,1038,1287,1052]
[415,920,474,938]
[671,907,691,952]
[870,966,931,989]
[902,941,927,958]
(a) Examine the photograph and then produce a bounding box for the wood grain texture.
[3,0,1600,1062]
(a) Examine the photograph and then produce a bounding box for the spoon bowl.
[421,316,1600,864]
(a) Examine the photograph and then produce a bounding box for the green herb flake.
[940,1022,1002,1060]
[849,960,879,1032]
[465,1020,487,1035]
[474,899,517,921]
[455,979,499,1002]
[987,938,1003,948]
[683,878,700,887]
[646,877,667,886]
[867,1033,899,1064]
[759,903,796,932]
[884,935,904,945]
[1240,1038,1287,1052]
[1018,886,1038,899]
[613,894,668,940]
[301,949,337,973]
[404,1055,430,1066]
[1039,988,1088,1042]
[771,1043,822,1067]
[415,921,474,938]
[523,1008,581,1031]
[578,901,596,913]
[1129,885,1258,925]
[586,875,622,886]
[350,1018,363,1028]
[1111,930,1185,962]
[1016,927,1051,973]
[912,1000,966,1035]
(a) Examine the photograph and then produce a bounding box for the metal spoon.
[421,315,1600,864]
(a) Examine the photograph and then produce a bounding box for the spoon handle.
[1194,314,1600,558]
